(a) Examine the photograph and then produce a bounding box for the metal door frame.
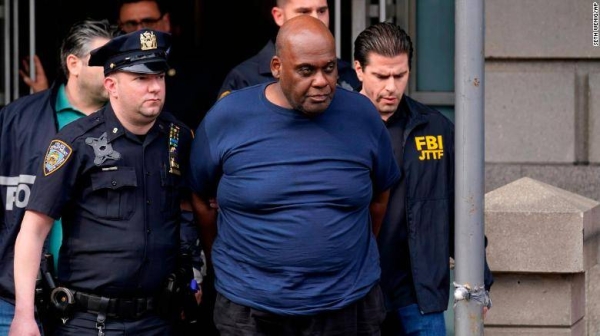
[2,0,35,106]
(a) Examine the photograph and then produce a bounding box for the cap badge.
[140,31,158,50]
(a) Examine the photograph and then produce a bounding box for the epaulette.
[58,109,106,143]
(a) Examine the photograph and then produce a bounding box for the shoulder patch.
[44,140,72,176]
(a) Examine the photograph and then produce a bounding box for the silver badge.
[85,132,121,166]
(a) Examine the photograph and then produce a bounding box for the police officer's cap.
[89,29,171,76]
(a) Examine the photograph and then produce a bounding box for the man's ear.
[270,56,281,79]
[66,54,82,78]
[271,7,285,27]
[354,60,364,82]
[104,76,117,97]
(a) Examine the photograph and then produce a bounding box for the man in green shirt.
[0,19,114,335]
[47,21,115,272]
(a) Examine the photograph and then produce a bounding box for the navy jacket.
[0,85,60,303]
[217,40,360,98]
[378,95,493,314]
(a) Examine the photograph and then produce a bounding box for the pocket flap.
[91,167,138,190]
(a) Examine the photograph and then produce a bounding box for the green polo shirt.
[49,84,86,270]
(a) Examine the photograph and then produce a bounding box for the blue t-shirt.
[189,83,400,315]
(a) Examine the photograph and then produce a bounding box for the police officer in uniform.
[10,29,193,336]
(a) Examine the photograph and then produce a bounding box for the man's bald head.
[270,15,338,116]
[275,15,334,58]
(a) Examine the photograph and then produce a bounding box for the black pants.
[53,311,172,336]
[214,284,386,336]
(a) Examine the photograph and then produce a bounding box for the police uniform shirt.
[27,102,193,297]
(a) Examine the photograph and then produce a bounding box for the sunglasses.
[119,14,164,33]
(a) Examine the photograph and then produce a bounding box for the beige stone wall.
[484,178,600,335]
[486,0,599,58]
[485,273,585,327]
[485,70,576,163]
[484,0,600,202]
[589,74,600,163]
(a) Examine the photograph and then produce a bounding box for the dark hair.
[117,0,169,16]
[353,22,413,70]
[60,19,115,78]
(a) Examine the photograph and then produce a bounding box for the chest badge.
[43,140,72,176]
[168,123,181,176]
[85,132,121,166]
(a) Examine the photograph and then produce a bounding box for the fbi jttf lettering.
[415,135,444,160]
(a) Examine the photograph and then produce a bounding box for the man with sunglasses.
[118,0,169,33]
[22,0,217,131]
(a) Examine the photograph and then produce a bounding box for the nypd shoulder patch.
[44,140,72,176]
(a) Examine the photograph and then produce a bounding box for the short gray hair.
[60,19,116,78]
